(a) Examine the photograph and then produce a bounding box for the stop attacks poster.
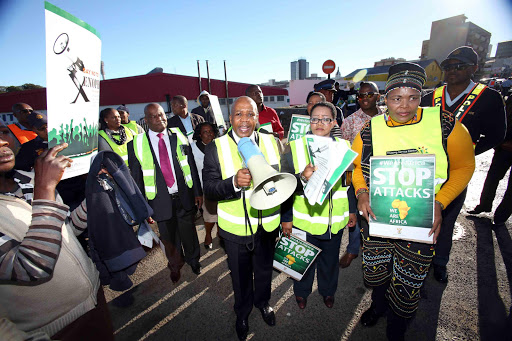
[45,2,101,179]
[369,155,435,244]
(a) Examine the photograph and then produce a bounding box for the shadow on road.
[468,215,512,341]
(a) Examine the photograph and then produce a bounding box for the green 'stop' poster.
[369,154,436,243]
[287,114,310,143]
[273,234,321,281]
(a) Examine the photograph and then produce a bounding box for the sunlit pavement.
[105,149,512,341]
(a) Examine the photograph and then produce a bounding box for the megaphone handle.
[242,190,255,252]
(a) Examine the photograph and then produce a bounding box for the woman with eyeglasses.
[98,108,133,164]
[352,63,475,340]
[281,101,357,310]
[306,91,343,138]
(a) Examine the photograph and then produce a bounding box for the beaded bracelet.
[435,200,445,210]
[355,188,369,199]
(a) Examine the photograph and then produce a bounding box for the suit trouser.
[223,228,277,321]
[433,187,467,267]
[477,149,512,213]
[158,196,200,273]
[294,229,343,298]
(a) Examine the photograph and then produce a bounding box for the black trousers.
[433,187,467,267]
[158,196,200,273]
[477,148,512,222]
[223,228,277,321]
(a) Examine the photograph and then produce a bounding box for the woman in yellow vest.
[352,63,475,340]
[281,101,357,310]
[98,108,133,164]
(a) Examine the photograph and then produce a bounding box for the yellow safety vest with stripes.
[215,132,281,236]
[289,136,350,235]
[371,107,448,194]
[122,121,139,134]
[98,127,133,165]
[132,128,193,200]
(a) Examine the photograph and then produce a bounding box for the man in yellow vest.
[117,105,144,134]
[421,46,507,283]
[127,103,203,284]
[8,103,37,148]
[203,97,283,341]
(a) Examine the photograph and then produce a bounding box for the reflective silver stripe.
[293,207,349,225]
[293,139,307,171]
[121,154,128,161]
[135,134,144,163]
[260,134,278,166]
[145,186,155,193]
[332,190,348,200]
[219,136,235,177]
[142,170,153,176]
[180,160,188,166]
[218,207,279,225]
[185,175,193,182]
[435,178,447,186]
[171,128,188,145]
[0,234,12,247]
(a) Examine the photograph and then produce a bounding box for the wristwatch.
[300,172,308,183]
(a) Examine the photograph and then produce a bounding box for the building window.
[219,98,226,105]
[277,96,284,101]
[269,96,275,102]
[228,98,233,105]
[264,96,268,102]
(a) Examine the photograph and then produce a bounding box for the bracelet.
[300,172,308,183]
[356,188,369,199]
[435,200,445,210]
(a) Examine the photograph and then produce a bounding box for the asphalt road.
[104,149,512,341]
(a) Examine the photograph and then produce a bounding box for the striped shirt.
[0,175,88,285]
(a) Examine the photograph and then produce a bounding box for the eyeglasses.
[357,92,377,99]
[442,63,474,72]
[310,117,334,124]
[17,108,33,114]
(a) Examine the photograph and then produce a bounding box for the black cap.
[385,62,426,94]
[117,105,130,113]
[27,111,47,129]
[314,79,336,91]
[441,46,478,67]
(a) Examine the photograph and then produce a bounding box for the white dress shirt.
[148,129,178,194]
[445,80,476,107]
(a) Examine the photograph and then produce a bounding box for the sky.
[1,0,511,87]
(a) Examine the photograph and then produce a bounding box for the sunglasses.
[357,92,377,99]
[442,63,474,72]
[17,108,33,114]
[310,117,334,124]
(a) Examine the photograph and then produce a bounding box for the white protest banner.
[208,95,227,129]
[45,1,101,179]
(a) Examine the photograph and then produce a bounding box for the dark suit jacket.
[167,113,205,136]
[127,129,202,222]
[191,106,216,124]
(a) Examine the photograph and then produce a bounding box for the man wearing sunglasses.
[9,103,38,147]
[339,82,383,268]
[421,46,506,284]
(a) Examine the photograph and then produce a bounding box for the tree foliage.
[0,83,43,93]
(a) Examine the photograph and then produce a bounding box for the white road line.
[138,287,210,341]
[339,290,372,341]
[217,270,231,282]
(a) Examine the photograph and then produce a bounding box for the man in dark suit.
[191,90,217,124]
[127,103,203,284]
[167,95,205,139]
[203,96,284,340]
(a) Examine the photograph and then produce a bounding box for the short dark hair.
[192,122,219,141]
[359,81,379,93]
[310,102,336,119]
[172,95,187,104]
[245,85,259,95]
[99,108,116,130]
[306,91,326,103]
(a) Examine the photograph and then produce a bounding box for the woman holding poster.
[281,101,357,310]
[351,62,475,340]
[98,108,133,164]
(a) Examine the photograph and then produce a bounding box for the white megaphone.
[238,137,297,210]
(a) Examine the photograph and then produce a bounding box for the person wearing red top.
[246,85,285,139]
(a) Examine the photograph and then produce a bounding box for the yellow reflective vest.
[98,127,133,165]
[122,121,139,134]
[371,107,448,193]
[131,128,193,200]
[215,132,281,236]
[289,136,350,235]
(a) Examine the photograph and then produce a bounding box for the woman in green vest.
[98,108,133,164]
[281,101,357,310]
[352,63,475,340]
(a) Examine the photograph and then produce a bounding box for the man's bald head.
[144,103,167,132]
[12,103,34,128]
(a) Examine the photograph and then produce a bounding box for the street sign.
[322,60,336,75]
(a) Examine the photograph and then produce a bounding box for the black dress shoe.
[235,318,249,341]
[323,296,335,308]
[468,205,491,214]
[433,264,448,283]
[191,264,201,275]
[259,305,276,326]
[170,271,181,284]
[361,307,383,327]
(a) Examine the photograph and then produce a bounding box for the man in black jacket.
[421,46,507,283]
[167,95,205,139]
[127,103,203,284]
